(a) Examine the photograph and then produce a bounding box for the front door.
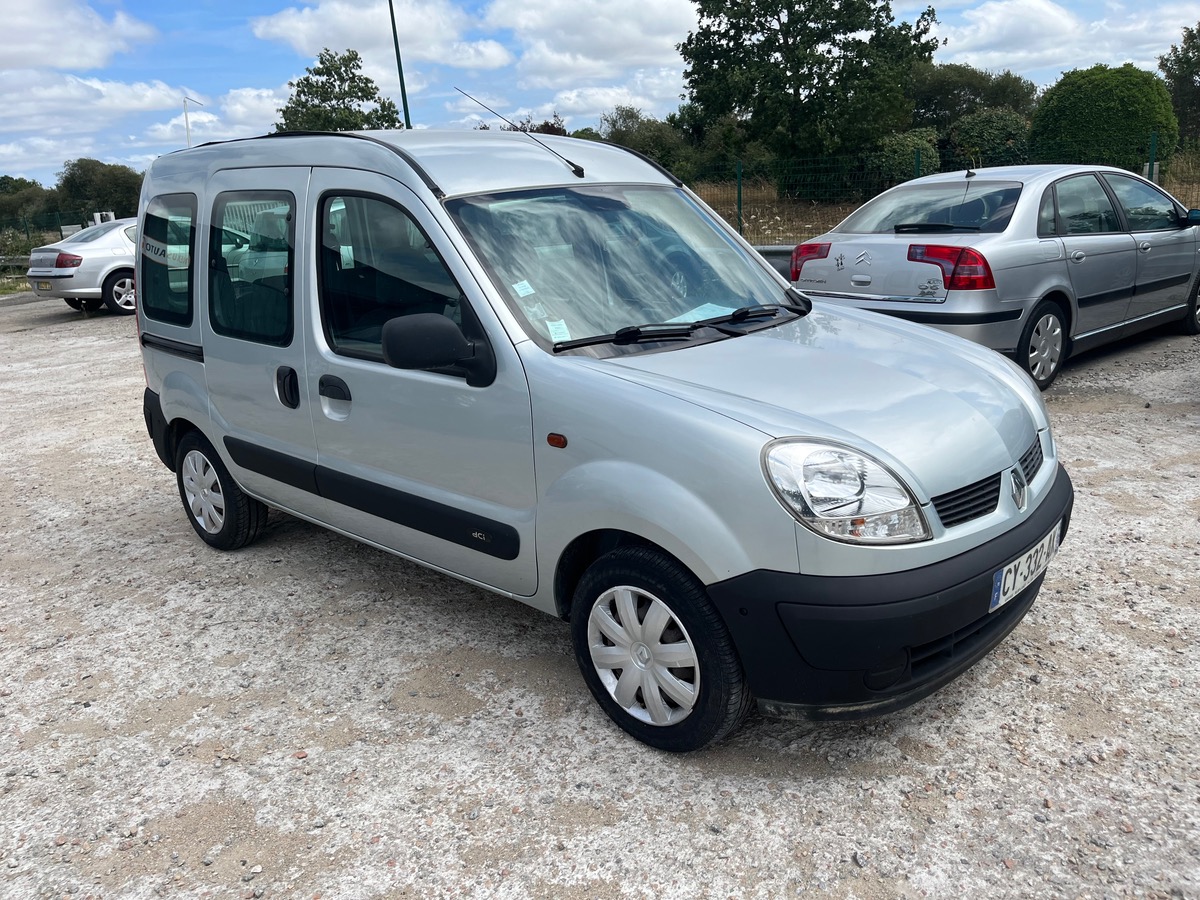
[1101,172,1198,323]
[304,168,537,596]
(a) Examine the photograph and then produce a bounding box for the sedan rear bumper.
[707,463,1074,719]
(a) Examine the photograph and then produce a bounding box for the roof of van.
[146,130,678,199]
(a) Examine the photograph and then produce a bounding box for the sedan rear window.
[840,182,1023,234]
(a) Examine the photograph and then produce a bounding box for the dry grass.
[692,180,857,246]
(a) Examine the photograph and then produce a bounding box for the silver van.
[137,131,1074,750]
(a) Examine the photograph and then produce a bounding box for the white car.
[26,218,138,314]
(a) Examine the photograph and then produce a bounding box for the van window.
[210,192,295,346]
[317,194,465,361]
[140,194,196,327]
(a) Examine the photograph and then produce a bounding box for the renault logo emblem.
[1011,467,1028,512]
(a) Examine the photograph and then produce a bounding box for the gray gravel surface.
[1,292,1198,899]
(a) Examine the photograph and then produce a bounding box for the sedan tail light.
[54,252,84,268]
[791,241,830,281]
[907,245,995,290]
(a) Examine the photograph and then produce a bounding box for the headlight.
[764,440,931,544]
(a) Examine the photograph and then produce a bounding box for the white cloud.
[5,0,156,69]
[252,0,514,76]
[933,0,1198,86]
[0,70,182,137]
[485,0,694,88]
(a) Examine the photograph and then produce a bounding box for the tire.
[101,269,136,315]
[1017,300,1068,390]
[63,298,83,311]
[570,546,752,751]
[175,431,267,551]
[1181,273,1200,336]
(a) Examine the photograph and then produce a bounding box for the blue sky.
[1,0,1194,188]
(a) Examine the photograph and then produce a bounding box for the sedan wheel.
[1182,274,1200,336]
[1019,301,1067,390]
[102,270,136,315]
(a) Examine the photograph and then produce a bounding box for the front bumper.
[708,462,1074,719]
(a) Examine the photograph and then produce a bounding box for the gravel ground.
[1,292,1197,900]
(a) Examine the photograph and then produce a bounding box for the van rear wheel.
[175,432,267,550]
[570,546,751,751]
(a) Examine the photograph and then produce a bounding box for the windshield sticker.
[667,302,736,323]
[141,236,189,268]
[546,319,571,342]
[513,280,536,298]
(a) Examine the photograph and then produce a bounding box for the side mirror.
[381,314,496,388]
[1187,209,1200,226]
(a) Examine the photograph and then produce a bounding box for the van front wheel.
[175,432,267,550]
[570,547,751,751]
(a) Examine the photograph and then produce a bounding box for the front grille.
[932,473,1002,528]
[931,436,1044,529]
[1020,437,1044,482]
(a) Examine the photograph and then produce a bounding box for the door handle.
[319,374,352,402]
[1139,241,1152,252]
[275,366,300,409]
[1070,250,1086,263]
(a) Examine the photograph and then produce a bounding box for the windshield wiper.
[893,222,980,233]
[554,322,700,352]
[552,301,809,353]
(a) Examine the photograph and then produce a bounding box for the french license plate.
[990,523,1060,612]
[36,281,52,291]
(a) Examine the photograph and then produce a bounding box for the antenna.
[455,87,584,178]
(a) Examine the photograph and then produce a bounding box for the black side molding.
[141,333,204,362]
[222,436,519,560]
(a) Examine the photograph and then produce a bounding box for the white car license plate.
[990,523,1060,612]
[36,281,52,291]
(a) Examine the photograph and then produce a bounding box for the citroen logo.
[1011,467,1028,512]
[855,251,872,266]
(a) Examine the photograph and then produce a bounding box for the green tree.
[598,106,696,178]
[1029,64,1179,171]
[1159,21,1200,144]
[501,113,568,136]
[275,48,402,133]
[909,62,1037,132]
[55,159,143,218]
[948,107,1030,168]
[678,1,940,160]
[863,128,940,195]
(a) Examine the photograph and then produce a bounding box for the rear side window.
[210,192,294,346]
[317,193,465,362]
[140,194,196,327]
[1051,175,1120,235]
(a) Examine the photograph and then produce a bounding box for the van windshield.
[446,186,786,352]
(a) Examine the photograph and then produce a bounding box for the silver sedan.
[791,165,1200,388]
[26,218,138,315]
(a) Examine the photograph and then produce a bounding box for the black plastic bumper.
[143,387,174,470]
[708,463,1074,719]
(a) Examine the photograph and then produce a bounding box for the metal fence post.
[1148,130,1158,182]
[736,159,743,236]
[914,148,922,179]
